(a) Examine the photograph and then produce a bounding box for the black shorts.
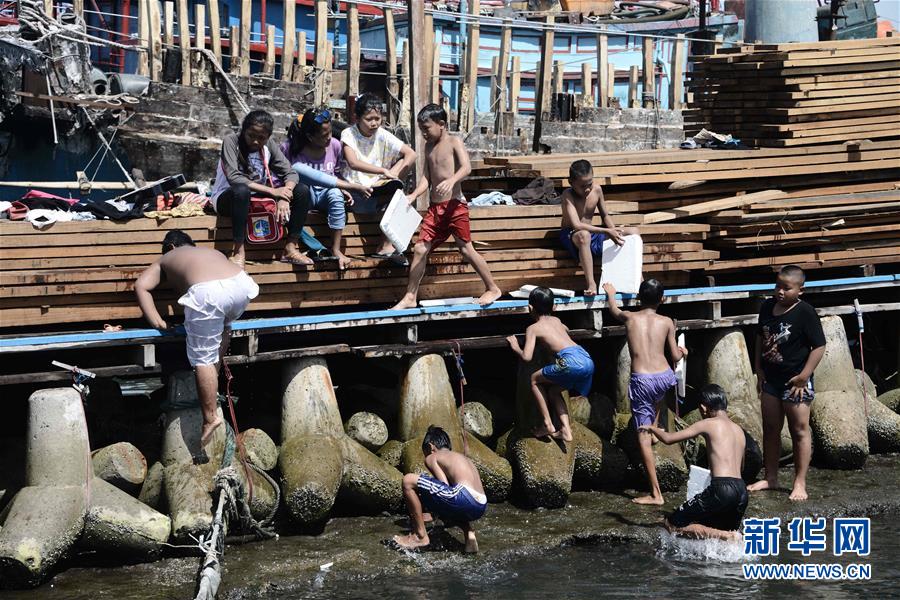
[668,477,748,531]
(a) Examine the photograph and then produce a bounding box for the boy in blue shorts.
[507,287,594,442]
[394,426,487,553]
[560,159,639,295]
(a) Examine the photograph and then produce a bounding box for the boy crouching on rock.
[393,425,487,553]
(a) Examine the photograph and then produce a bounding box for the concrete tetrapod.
[458,402,494,442]
[138,462,166,513]
[397,354,512,503]
[703,329,764,445]
[855,369,900,453]
[279,358,404,528]
[238,428,279,471]
[0,388,91,588]
[91,442,148,494]
[344,412,390,453]
[612,412,689,493]
[810,316,869,469]
[80,477,171,557]
[878,388,900,414]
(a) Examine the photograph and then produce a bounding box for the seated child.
[134,230,259,444]
[561,159,639,295]
[341,94,417,265]
[507,287,594,442]
[603,280,687,505]
[749,265,826,502]
[281,108,373,270]
[393,425,487,554]
[641,384,748,541]
[390,104,502,309]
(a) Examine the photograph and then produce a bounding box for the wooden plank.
[164,1,174,50]
[423,12,435,103]
[229,25,240,74]
[263,24,276,76]
[496,19,511,113]
[642,190,786,224]
[384,7,399,124]
[137,0,150,76]
[553,60,564,95]
[509,56,521,115]
[670,33,685,110]
[581,61,593,106]
[532,15,554,152]
[293,31,307,83]
[207,0,222,66]
[628,65,638,108]
[177,0,191,85]
[597,32,608,108]
[281,0,296,81]
[642,37,654,108]
[346,1,360,97]
[239,0,251,76]
[148,0,163,80]
[72,0,83,21]
[193,3,206,85]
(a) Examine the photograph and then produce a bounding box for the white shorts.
[178,271,260,366]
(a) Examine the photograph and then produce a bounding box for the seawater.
[291,518,898,600]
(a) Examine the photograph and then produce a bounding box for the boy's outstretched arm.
[434,137,471,198]
[388,144,417,179]
[342,144,394,178]
[595,187,625,246]
[666,320,687,363]
[407,156,430,204]
[602,282,628,323]
[641,420,707,445]
[506,327,537,362]
[424,454,450,484]
[135,261,169,330]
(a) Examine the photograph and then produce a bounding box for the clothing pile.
[680,128,744,150]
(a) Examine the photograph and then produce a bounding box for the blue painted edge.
[2,274,896,349]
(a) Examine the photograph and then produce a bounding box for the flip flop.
[369,252,395,260]
[309,248,339,263]
[279,251,313,266]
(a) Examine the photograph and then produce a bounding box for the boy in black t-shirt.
[748,265,826,502]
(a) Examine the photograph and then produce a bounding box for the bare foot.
[336,252,353,271]
[464,531,479,554]
[533,422,557,439]
[789,485,808,502]
[422,513,434,524]
[200,417,223,446]
[632,494,665,506]
[393,532,430,550]
[747,479,778,493]
[584,288,597,296]
[553,426,573,442]
[390,294,418,311]
[477,287,502,306]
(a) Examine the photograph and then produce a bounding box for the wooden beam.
[148,0,162,81]
[642,190,786,224]
[496,19,511,111]
[322,38,333,101]
[461,0,480,132]
[597,33,608,107]
[670,33,685,110]
[43,0,52,17]
[281,0,295,80]
[642,37,655,108]
[293,30,306,83]
[137,0,150,76]
[164,1,174,52]
[314,0,328,103]
[72,0,83,21]
[229,25,240,75]
[581,61,593,106]
[628,65,638,108]
[207,0,222,66]
[423,12,435,104]
[509,55,521,115]
[346,1,360,98]
[532,15,554,152]
[384,7,398,123]
[607,62,615,105]
[408,0,429,209]
[553,60,564,95]
[400,39,410,127]
[431,40,441,106]
[489,55,499,108]
[263,24,276,76]
[193,3,206,85]
[239,0,251,76]
[177,0,191,85]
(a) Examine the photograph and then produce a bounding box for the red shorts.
[418,199,471,247]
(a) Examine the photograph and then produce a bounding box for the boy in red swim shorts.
[390,104,502,310]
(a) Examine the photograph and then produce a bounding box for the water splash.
[656,530,753,563]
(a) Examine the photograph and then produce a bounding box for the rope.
[221,358,254,504]
[854,299,869,420]
[451,341,470,457]
[197,48,251,116]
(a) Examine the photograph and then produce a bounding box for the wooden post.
[230,25,240,75]
[532,14,554,152]
[293,30,307,83]
[408,0,429,209]
[489,56,499,108]
[607,62,615,105]
[460,0,480,132]
[193,3,205,85]
[280,0,295,80]
[164,1,174,50]
[321,38,333,102]
[400,39,410,128]
[177,0,191,85]
[581,61,592,106]
[72,0,83,21]
[314,0,328,103]
[714,34,724,54]
[496,19,511,111]
[384,7,398,123]
[509,55,521,115]
[597,32,608,107]
[346,2,360,98]
[552,60,563,95]
[149,0,163,80]
[239,0,251,76]
[642,37,655,108]
[207,0,222,65]
[670,33,686,110]
[43,0,52,17]
[263,24,276,76]
[628,65,638,108]
[423,12,435,104]
[138,0,150,76]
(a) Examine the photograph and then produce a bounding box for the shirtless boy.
[604,280,687,505]
[390,104,502,310]
[507,287,594,442]
[561,159,639,295]
[394,425,487,553]
[135,230,259,444]
[642,384,748,541]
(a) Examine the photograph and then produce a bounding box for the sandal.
[309,248,339,263]
[279,249,314,266]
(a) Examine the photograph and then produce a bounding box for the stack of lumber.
[684,37,900,147]
[0,205,713,328]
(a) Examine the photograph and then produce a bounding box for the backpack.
[246,197,282,244]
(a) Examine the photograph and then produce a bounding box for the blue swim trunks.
[416,474,487,523]
[541,345,595,397]
[559,228,605,262]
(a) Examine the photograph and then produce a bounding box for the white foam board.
[419,297,477,307]
[687,465,712,501]
[379,189,422,252]
[599,234,643,294]
[675,332,687,398]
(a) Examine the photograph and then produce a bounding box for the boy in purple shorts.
[560,159,639,295]
[604,280,687,505]
[507,287,594,442]
[394,426,487,554]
